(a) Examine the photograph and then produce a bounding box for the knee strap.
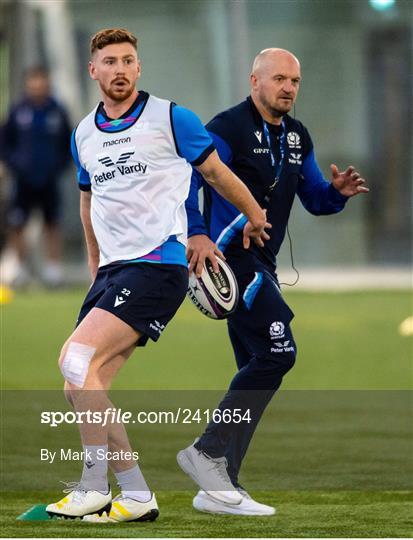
[60,342,96,388]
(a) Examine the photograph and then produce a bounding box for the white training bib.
[74,95,192,266]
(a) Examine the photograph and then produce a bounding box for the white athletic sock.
[115,465,151,502]
[80,444,109,493]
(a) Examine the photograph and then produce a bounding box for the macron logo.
[114,295,126,307]
[254,130,262,143]
[103,136,131,148]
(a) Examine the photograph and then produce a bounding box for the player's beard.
[101,80,136,102]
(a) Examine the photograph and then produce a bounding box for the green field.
[1,288,412,537]
[2,288,412,390]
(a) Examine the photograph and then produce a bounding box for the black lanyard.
[263,120,286,202]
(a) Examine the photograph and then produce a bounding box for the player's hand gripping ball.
[187,258,239,319]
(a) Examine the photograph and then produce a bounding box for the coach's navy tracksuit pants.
[195,269,297,486]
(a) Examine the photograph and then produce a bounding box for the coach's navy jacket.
[186,96,348,273]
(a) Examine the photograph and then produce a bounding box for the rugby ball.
[187,258,239,319]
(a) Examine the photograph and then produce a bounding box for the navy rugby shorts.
[77,262,188,346]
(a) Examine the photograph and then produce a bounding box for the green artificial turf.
[1,288,412,537]
[1,491,412,537]
[1,288,412,390]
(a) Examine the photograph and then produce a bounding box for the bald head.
[250,48,301,124]
[252,48,300,76]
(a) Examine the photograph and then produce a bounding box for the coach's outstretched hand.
[330,164,369,197]
[243,216,272,250]
[187,234,225,278]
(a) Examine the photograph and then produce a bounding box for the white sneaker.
[83,493,159,523]
[46,484,112,519]
[193,489,276,516]
[177,443,242,505]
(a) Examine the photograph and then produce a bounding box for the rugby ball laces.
[187,258,239,319]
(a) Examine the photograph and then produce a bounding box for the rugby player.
[46,28,269,523]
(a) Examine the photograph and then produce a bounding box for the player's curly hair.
[90,28,138,56]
